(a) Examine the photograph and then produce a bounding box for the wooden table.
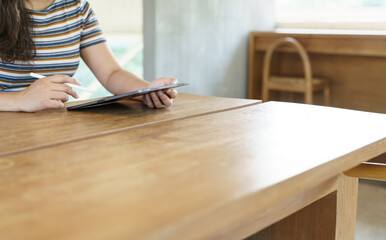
[0,94,385,240]
[0,93,258,157]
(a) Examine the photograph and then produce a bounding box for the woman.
[0,0,178,112]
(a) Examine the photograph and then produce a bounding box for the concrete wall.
[144,0,275,98]
[89,0,142,33]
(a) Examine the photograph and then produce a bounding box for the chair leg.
[324,87,331,106]
[305,91,313,105]
[262,86,269,103]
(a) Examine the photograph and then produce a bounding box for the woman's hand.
[143,77,179,109]
[16,75,81,112]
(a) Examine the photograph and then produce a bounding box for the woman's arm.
[0,92,23,112]
[80,42,178,108]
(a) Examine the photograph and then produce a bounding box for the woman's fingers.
[166,88,178,99]
[150,92,164,109]
[49,91,70,103]
[145,94,154,108]
[18,75,81,112]
[144,77,179,109]
[157,90,172,107]
[48,75,81,86]
[146,90,175,109]
[51,83,79,99]
[45,100,65,109]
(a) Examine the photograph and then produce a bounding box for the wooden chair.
[262,37,330,105]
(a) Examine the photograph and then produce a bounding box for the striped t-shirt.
[0,0,106,92]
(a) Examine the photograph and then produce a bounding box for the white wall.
[88,0,143,33]
[144,0,275,98]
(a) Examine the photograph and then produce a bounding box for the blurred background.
[75,1,385,239]
[79,0,386,101]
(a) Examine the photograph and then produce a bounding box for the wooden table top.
[1,101,385,240]
[0,93,259,157]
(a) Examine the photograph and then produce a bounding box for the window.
[275,0,386,30]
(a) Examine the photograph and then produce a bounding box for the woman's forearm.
[0,92,21,112]
[104,69,149,95]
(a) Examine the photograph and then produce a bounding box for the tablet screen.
[67,82,189,110]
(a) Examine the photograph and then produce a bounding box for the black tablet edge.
[67,82,189,110]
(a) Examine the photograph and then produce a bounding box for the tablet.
[67,82,189,110]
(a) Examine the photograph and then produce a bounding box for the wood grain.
[248,31,386,113]
[0,102,384,240]
[0,93,260,157]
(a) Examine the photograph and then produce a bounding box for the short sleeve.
[79,0,106,49]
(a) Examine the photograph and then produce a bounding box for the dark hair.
[0,0,35,63]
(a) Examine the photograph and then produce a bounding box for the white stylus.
[29,73,95,93]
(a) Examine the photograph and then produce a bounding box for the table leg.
[245,174,358,240]
[336,174,358,240]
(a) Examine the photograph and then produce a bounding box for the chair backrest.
[262,37,313,93]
